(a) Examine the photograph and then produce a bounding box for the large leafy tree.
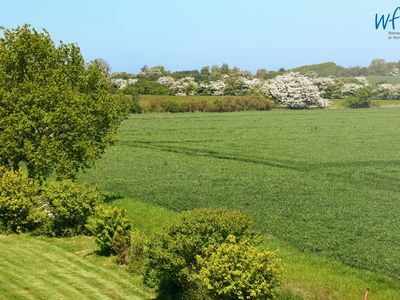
[0,25,126,180]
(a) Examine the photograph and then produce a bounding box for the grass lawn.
[80,108,400,280]
[0,234,154,300]
[2,197,400,299]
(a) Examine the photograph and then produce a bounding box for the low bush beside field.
[123,95,273,113]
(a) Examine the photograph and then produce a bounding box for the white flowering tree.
[340,83,363,97]
[170,77,198,96]
[111,78,138,89]
[242,78,263,93]
[140,66,169,79]
[198,80,226,96]
[209,80,226,95]
[223,77,263,96]
[263,72,327,108]
[392,85,400,99]
[157,76,175,87]
[312,77,335,97]
[340,77,369,98]
[373,83,400,99]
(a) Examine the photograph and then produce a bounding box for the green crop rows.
[81,108,400,279]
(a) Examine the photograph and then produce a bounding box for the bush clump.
[143,208,256,296]
[0,168,46,233]
[343,86,373,108]
[41,180,103,236]
[195,235,282,299]
[213,96,273,112]
[125,80,170,95]
[140,96,273,113]
[125,94,143,114]
[127,229,148,273]
[87,205,132,256]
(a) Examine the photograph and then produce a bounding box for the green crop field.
[330,99,400,108]
[367,75,400,86]
[81,108,400,281]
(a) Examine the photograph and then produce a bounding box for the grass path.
[0,235,153,300]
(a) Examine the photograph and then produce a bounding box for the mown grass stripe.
[0,268,37,300]
[13,246,125,299]
[0,260,69,300]
[25,238,152,298]
[0,240,106,300]
[0,236,148,300]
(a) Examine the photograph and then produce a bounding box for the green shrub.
[127,79,170,95]
[343,87,373,108]
[126,94,143,114]
[41,180,103,236]
[127,229,148,273]
[144,96,273,113]
[0,168,46,233]
[113,232,131,264]
[195,235,282,299]
[160,100,181,113]
[180,100,210,112]
[147,99,162,112]
[87,205,132,256]
[143,208,254,296]
[213,96,272,112]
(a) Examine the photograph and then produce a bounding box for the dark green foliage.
[223,78,246,96]
[0,168,46,233]
[127,230,148,273]
[125,94,143,113]
[343,87,373,108]
[144,208,254,296]
[122,84,140,95]
[41,180,103,236]
[126,79,170,95]
[160,100,180,113]
[0,25,126,180]
[172,70,200,80]
[86,205,132,256]
[113,232,131,264]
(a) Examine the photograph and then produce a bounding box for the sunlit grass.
[81,108,400,279]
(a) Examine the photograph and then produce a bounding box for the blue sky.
[0,0,399,72]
